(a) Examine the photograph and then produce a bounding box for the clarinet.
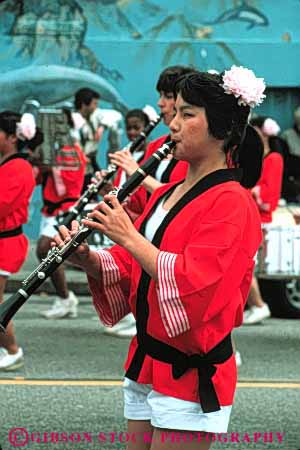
[0,140,176,332]
[58,114,162,228]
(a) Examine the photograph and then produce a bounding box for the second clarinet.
[59,113,162,228]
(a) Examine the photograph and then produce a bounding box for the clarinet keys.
[37,272,46,280]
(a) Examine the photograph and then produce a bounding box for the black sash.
[125,168,242,413]
[43,197,78,215]
[0,226,23,239]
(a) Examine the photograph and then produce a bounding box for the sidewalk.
[6,241,90,295]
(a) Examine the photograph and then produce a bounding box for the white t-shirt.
[144,198,169,242]
[153,159,171,182]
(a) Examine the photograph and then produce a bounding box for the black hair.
[125,109,150,127]
[250,115,285,156]
[174,71,264,188]
[0,111,43,152]
[156,65,197,94]
[74,88,100,110]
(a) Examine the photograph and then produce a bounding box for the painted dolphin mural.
[0,65,128,114]
[205,1,269,30]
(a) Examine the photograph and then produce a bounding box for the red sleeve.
[87,245,133,326]
[154,191,260,338]
[255,153,284,213]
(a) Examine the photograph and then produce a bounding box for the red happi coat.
[88,169,262,408]
[0,154,35,273]
[113,150,145,189]
[35,144,86,217]
[252,152,284,223]
[127,135,189,217]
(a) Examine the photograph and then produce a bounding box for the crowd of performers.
[0,63,299,448]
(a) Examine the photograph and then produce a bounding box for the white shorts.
[39,215,58,239]
[0,270,11,277]
[123,378,232,433]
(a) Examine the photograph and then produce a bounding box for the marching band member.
[243,116,284,325]
[113,108,151,189]
[37,113,86,320]
[98,66,196,338]
[108,66,196,220]
[0,111,42,370]
[54,66,265,449]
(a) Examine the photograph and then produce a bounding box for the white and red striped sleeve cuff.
[156,251,191,338]
[90,250,130,326]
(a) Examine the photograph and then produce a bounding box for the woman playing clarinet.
[0,111,42,371]
[55,66,265,449]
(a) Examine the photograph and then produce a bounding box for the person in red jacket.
[36,112,86,320]
[243,116,284,325]
[108,65,195,220]
[99,66,194,338]
[54,67,265,448]
[0,111,42,371]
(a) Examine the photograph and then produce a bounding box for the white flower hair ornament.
[262,118,280,136]
[143,105,160,122]
[221,65,266,108]
[16,113,36,141]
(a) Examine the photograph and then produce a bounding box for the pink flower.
[17,113,36,140]
[221,65,266,108]
[262,118,280,136]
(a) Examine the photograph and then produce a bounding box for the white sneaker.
[0,347,24,371]
[243,304,271,325]
[40,291,78,319]
[103,314,136,338]
[0,347,7,357]
[235,351,242,367]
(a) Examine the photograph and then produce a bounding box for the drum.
[256,225,300,279]
[81,203,114,251]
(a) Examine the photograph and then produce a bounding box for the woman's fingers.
[71,220,80,232]
[104,194,121,209]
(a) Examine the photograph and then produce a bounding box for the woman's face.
[126,116,146,142]
[0,130,16,155]
[157,91,175,126]
[169,93,214,162]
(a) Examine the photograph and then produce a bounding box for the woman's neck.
[0,149,17,165]
[184,156,227,190]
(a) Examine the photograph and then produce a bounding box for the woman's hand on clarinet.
[51,221,90,267]
[82,194,139,248]
[108,149,139,176]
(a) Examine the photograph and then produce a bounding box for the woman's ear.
[8,134,18,146]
